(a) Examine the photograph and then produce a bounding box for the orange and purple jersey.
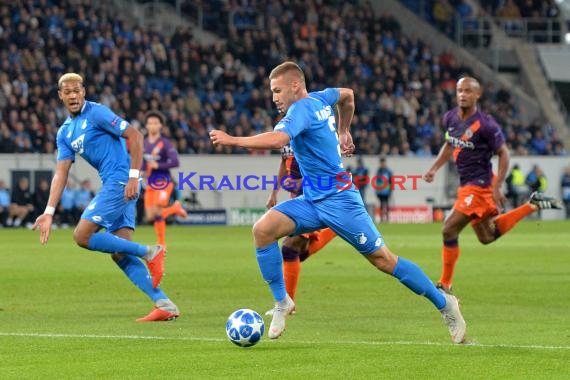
[443,108,505,187]
[143,136,180,179]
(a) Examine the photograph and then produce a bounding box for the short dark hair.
[144,110,166,125]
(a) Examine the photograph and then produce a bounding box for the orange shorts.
[144,182,174,208]
[454,184,499,225]
[301,227,333,241]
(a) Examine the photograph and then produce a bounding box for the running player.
[210,61,466,343]
[424,76,562,293]
[33,73,179,322]
[143,110,187,247]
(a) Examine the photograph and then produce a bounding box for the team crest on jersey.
[357,233,368,245]
[71,133,86,154]
[81,119,87,130]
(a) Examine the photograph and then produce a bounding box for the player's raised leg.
[253,209,297,339]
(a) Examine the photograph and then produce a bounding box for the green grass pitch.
[1,221,569,379]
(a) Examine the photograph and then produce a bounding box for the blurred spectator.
[561,167,570,219]
[0,179,10,227]
[352,157,369,202]
[525,163,547,219]
[505,163,527,208]
[74,179,95,219]
[33,178,50,220]
[57,180,77,227]
[375,157,393,223]
[8,176,34,227]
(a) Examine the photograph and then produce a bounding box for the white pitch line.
[0,332,569,351]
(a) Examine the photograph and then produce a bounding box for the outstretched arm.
[423,142,453,183]
[209,130,290,150]
[32,159,73,244]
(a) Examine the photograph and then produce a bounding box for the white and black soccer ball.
[225,308,265,347]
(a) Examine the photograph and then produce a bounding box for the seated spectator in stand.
[74,179,95,220]
[33,178,51,220]
[496,0,523,32]
[0,180,10,227]
[8,176,35,228]
[57,180,77,227]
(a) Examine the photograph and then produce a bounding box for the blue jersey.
[56,101,130,185]
[274,88,351,201]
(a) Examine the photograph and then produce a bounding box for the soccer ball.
[225,308,265,347]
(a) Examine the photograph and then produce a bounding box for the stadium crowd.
[401,0,561,45]
[0,0,566,158]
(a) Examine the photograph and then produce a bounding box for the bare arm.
[210,130,290,150]
[123,126,144,171]
[424,142,453,182]
[494,144,510,189]
[46,160,72,209]
[266,158,287,209]
[493,144,510,208]
[122,126,144,200]
[336,88,355,134]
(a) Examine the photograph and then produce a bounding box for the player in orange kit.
[143,111,188,247]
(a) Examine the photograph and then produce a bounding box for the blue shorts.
[81,183,137,232]
[273,189,384,255]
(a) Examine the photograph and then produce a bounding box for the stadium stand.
[0,0,566,157]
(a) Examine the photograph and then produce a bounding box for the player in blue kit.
[32,73,179,322]
[210,61,467,343]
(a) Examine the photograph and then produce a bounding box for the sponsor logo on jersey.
[71,133,86,154]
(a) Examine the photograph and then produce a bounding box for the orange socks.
[154,217,166,246]
[283,259,301,300]
[494,203,535,237]
[308,228,336,255]
[439,239,460,289]
[282,246,301,301]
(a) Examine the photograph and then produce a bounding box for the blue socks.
[116,255,167,302]
[393,257,446,310]
[87,232,148,257]
[256,242,286,302]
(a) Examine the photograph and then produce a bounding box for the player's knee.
[477,235,495,245]
[252,220,270,241]
[442,225,459,240]
[73,227,90,248]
